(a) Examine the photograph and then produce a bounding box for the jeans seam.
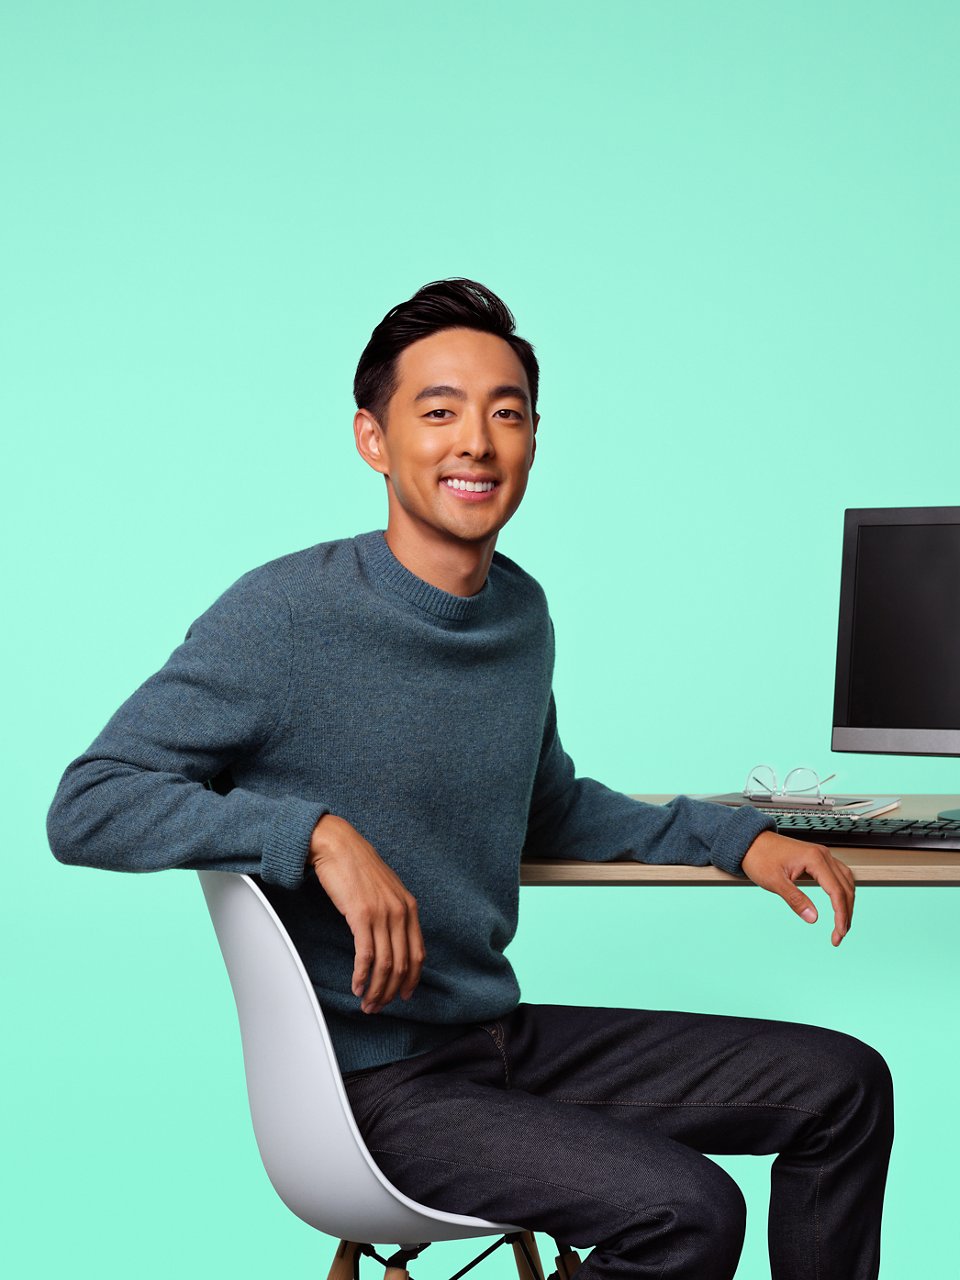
[814,1118,834,1280]
[368,1145,636,1216]
[555,1098,825,1118]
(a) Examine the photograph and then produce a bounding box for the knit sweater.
[46,530,775,1073]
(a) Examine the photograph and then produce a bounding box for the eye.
[424,409,452,419]
[495,409,523,419]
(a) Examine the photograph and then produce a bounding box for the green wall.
[5,3,958,1277]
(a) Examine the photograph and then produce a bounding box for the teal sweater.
[46,530,774,1073]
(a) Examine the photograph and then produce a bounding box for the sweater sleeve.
[45,567,328,890]
[522,691,775,876]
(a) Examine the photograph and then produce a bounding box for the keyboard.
[773,813,960,850]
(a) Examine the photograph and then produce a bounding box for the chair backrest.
[197,870,519,1243]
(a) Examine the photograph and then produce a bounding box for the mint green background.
[4,3,959,1277]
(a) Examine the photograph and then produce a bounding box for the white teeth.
[443,478,495,492]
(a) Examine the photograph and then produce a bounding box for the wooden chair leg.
[554,1247,583,1280]
[512,1231,546,1280]
[327,1240,362,1280]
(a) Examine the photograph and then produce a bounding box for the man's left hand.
[740,830,856,947]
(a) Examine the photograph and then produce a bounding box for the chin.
[444,521,500,544]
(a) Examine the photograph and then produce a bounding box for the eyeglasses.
[743,764,838,804]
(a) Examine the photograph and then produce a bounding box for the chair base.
[328,1239,363,1280]
[554,1246,583,1280]
[512,1232,545,1280]
[326,1230,576,1280]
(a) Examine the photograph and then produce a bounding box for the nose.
[455,409,495,459]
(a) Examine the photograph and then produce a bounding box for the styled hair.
[353,277,539,427]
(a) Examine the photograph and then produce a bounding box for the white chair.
[197,870,579,1280]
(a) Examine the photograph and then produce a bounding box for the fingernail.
[801,907,817,922]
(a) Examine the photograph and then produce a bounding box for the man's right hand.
[307,813,426,1015]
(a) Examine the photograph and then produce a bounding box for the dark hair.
[353,277,539,427]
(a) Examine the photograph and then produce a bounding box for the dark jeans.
[342,1003,894,1280]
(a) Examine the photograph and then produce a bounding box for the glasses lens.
[745,765,777,797]
[783,767,821,796]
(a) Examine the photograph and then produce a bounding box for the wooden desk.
[520,794,960,887]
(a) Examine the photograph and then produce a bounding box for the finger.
[806,851,852,946]
[832,856,856,926]
[825,850,856,933]
[779,870,819,923]
[379,903,411,1009]
[351,918,376,1000]
[836,855,856,892]
[401,903,425,1000]
[361,921,394,1014]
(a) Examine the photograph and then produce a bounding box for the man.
[47,278,893,1280]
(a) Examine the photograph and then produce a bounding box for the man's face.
[356,326,539,549]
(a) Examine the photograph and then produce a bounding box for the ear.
[529,412,539,468]
[354,409,389,476]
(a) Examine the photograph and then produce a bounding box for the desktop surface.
[520,795,960,887]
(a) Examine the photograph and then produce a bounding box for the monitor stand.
[938,805,960,820]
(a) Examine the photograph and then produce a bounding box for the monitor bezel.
[832,505,960,756]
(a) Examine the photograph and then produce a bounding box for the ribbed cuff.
[261,794,330,889]
[709,804,777,877]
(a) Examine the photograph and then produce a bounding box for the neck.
[383,520,495,597]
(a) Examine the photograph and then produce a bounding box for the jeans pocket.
[481,1020,510,1085]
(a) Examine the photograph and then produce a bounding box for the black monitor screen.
[835,512,960,746]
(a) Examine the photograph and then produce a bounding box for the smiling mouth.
[440,478,500,504]
[441,478,498,493]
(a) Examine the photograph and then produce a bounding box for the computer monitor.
[832,506,960,820]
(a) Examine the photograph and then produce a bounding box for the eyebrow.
[413,383,530,406]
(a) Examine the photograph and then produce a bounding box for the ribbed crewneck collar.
[355,529,493,623]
